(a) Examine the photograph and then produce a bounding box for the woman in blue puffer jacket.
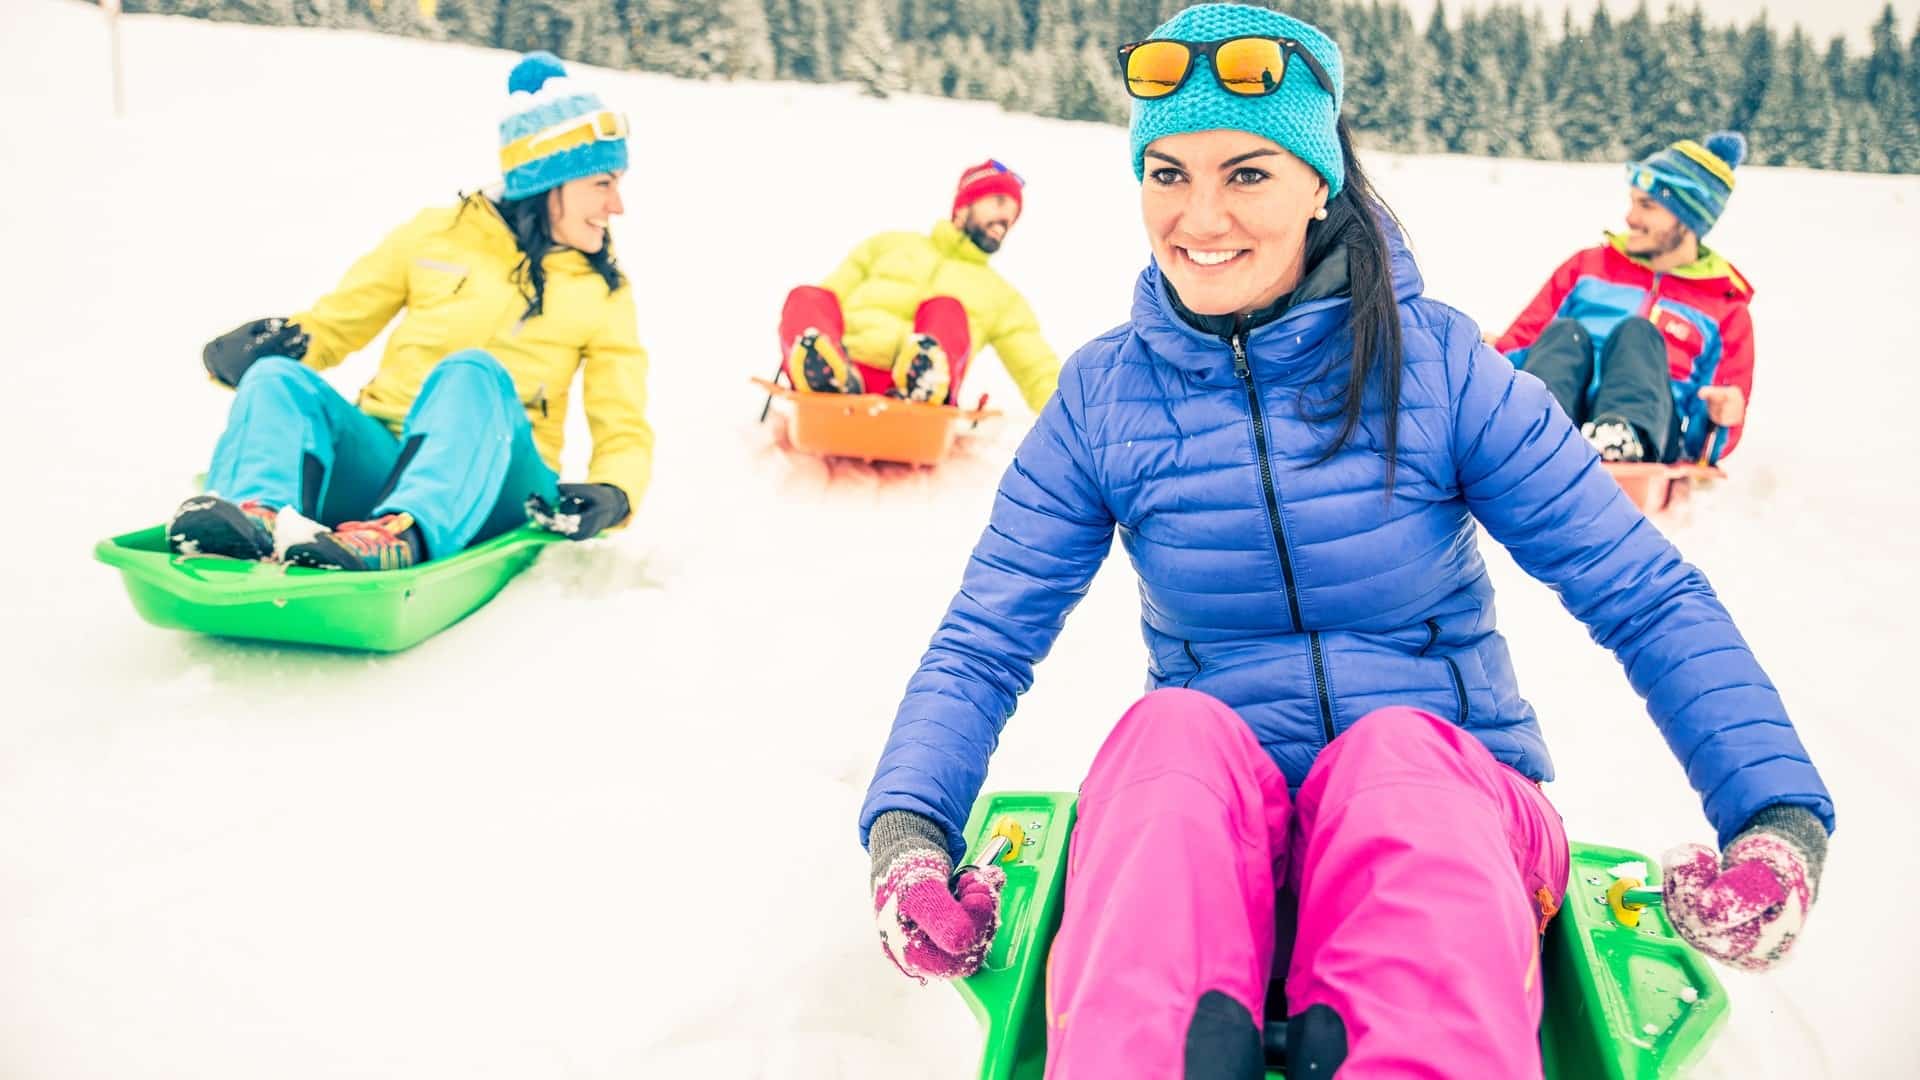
[859,5,1833,1076]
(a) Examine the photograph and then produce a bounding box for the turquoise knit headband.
[1129,3,1345,197]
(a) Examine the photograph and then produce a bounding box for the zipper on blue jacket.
[1182,640,1203,689]
[1232,331,1334,744]
[1424,617,1469,725]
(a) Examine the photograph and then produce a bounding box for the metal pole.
[105,0,125,119]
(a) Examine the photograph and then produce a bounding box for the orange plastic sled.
[1605,462,1724,515]
[754,377,1000,466]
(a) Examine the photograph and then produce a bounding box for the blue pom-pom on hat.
[498,51,628,200]
[1703,130,1747,170]
[508,51,569,95]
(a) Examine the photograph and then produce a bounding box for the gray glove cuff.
[1734,803,1829,899]
[868,810,951,886]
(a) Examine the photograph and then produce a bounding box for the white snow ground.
[1,2,1915,1076]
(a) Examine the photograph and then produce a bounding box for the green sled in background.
[954,791,1729,1080]
[94,524,562,653]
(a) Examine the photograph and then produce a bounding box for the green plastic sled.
[953,792,1728,1080]
[94,524,562,652]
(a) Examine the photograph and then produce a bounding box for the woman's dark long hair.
[1301,118,1406,489]
[471,188,625,319]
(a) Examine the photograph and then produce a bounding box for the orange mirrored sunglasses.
[1117,36,1335,101]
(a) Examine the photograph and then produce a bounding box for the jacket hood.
[1130,216,1426,387]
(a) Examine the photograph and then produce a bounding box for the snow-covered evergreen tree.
[1727,14,1775,134]
[842,0,903,97]
[768,0,834,81]
[1512,57,1563,160]
[1454,12,1516,156]
[426,0,500,46]
[1617,1,1678,156]
[1659,5,1729,143]
[1383,5,1439,154]
[1752,27,1841,168]
[1864,5,1920,172]
[1554,4,1632,161]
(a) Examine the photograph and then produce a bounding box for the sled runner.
[1604,462,1724,516]
[94,524,560,652]
[753,377,999,466]
[954,791,1727,1080]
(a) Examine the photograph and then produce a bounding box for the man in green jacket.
[776,160,1060,413]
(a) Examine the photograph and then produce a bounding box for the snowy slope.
[1,1,1915,1076]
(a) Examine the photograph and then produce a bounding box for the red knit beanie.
[952,159,1025,218]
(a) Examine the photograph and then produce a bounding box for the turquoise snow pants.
[205,351,559,561]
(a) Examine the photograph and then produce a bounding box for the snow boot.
[167,495,278,560]
[286,512,422,572]
[1582,416,1647,463]
[891,333,951,404]
[785,329,863,394]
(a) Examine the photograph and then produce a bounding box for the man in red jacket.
[1492,131,1755,463]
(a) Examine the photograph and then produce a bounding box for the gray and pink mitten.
[1663,803,1828,972]
[869,810,1005,982]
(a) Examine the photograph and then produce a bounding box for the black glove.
[526,483,630,540]
[203,317,310,388]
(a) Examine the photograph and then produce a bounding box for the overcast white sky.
[1402,0,1916,47]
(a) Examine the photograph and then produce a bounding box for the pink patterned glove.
[1663,804,1826,972]
[868,811,1005,982]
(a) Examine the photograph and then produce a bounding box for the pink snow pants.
[1044,689,1569,1078]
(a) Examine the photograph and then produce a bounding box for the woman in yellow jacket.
[167,52,652,572]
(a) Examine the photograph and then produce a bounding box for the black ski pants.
[1525,316,1679,462]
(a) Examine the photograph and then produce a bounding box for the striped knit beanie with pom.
[498,51,629,201]
[1628,132,1748,238]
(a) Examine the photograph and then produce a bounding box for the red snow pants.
[1044,689,1570,1078]
[777,285,972,403]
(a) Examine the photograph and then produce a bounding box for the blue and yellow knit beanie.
[1128,3,1345,196]
[1628,131,1746,238]
[498,52,629,201]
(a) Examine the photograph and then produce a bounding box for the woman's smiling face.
[1140,130,1328,317]
[546,171,626,254]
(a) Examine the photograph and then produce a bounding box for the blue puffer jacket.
[860,234,1833,862]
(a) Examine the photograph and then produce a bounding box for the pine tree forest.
[118,0,1920,173]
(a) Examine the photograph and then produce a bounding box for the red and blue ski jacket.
[1494,236,1756,461]
[860,231,1830,862]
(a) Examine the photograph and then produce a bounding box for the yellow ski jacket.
[292,192,653,515]
[823,221,1059,412]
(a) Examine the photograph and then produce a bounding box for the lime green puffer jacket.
[822,221,1059,412]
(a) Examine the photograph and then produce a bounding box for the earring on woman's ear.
[1313,207,1329,221]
